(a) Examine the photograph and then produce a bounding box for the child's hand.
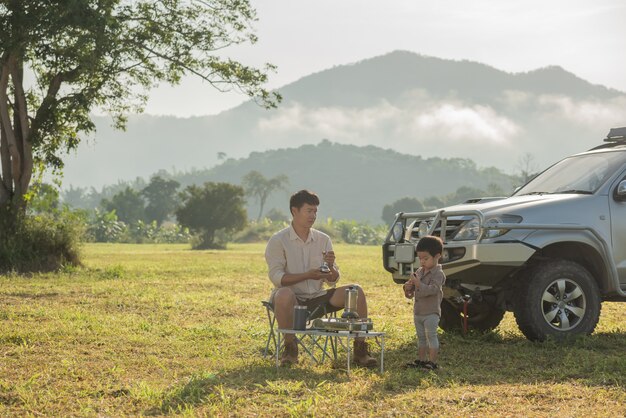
[411,271,421,289]
[403,281,415,299]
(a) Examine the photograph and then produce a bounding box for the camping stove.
[311,317,374,332]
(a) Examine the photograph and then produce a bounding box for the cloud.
[409,104,520,144]
[257,99,520,146]
[256,101,399,143]
[536,95,626,126]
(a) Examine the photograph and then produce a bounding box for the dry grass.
[0,243,624,416]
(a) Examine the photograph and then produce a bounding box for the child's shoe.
[422,361,439,370]
[404,359,426,369]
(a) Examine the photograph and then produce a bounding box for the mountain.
[61,50,626,190]
[67,141,517,223]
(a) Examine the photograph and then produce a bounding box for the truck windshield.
[514,151,625,196]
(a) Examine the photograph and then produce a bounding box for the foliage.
[100,187,146,225]
[233,218,288,243]
[0,0,280,269]
[381,184,510,226]
[0,243,624,416]
[27,182,60,215]
[381,197,424,224]
[85,209,190,244]
[176,182,247,249]
[264,207,290,222]
[328,219,386,245]
[141,176,180,226]
[241,170,289,221]
[0,208,83,273]
[86,209,128,243]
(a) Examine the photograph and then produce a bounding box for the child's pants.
[414,313,440,350]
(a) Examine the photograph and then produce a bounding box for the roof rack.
[605,127,626,142]
[587,127,626,151]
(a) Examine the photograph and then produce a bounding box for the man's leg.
[272,288,298,365]
[328,284,377,367]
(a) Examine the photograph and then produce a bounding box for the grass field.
[0,243,625,417]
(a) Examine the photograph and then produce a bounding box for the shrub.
[0,209,83,273]
[328,219,385,245]
[233,219,288,243]
[86,209,127,242]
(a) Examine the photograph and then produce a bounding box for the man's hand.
[323,250,335,267]
[322,250,339,283]
[308,268,333,281]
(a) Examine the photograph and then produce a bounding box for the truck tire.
[514,260,601,341]
[439,299,505,332]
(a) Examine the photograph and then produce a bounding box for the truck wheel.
[514,260,601,341]
[439,299,505,332]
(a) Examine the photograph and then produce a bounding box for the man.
[265,189,377,367]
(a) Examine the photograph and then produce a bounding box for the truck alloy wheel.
[514,260,601,341]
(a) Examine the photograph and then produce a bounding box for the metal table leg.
[276,331,281,368]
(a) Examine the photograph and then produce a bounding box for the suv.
[382,127,626,341]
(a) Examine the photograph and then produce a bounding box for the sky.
[142,0,626,117]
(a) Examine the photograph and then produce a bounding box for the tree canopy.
[141,176,180,225]
[381,197,424,224]
[241,170,289,221]
[0,0,280,215]
[100,186,145,225]
[176,182,246,249]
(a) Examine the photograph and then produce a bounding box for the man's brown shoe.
[353,340,377,367]
[280,340,298,366]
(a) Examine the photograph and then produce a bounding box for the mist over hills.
[61,50,626,195]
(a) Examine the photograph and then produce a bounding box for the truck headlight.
[453,215,522,241]
[484,215,522,238]
[392,221,404,242]
[453,218,480,241]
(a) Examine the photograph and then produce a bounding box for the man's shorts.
[297,288,342,319]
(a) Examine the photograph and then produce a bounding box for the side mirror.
[614,180,626,202]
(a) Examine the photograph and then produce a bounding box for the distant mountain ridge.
[61,50,626,191]
[275,51,619,108]
[68,140,518,223]
[179,140,518,222]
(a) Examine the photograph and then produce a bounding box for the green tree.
[141,176,180,226]
[241,170,289,221]
[0,0,279,222]
[445,186,486,205]
[28,183,60,214]
[381,197,424,224]
[176,182,246,249]
[100,187,145,225]
[423,196,445,210]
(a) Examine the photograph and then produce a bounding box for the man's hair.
[289,189,320,212]
[416,235,444,257]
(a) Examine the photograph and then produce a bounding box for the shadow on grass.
[146,362,354,415]
[374,328,626,393]
[148,329,625,415]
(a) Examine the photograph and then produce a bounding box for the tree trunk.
[0,52,32,215]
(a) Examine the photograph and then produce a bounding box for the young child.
[403,235,446,370]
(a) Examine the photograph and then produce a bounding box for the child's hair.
[416,235,444,257]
